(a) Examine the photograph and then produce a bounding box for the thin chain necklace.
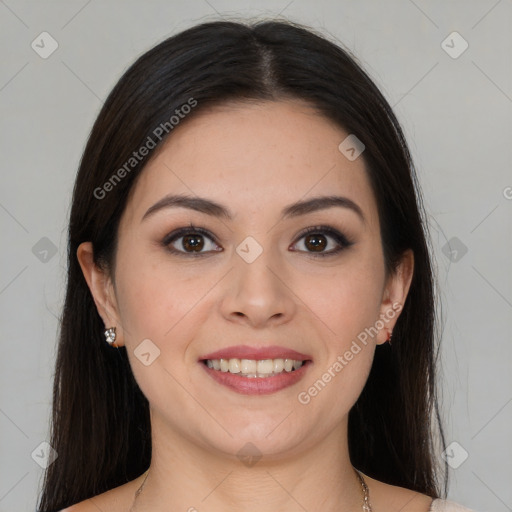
[129,466,372,511]
[355,468,373,512]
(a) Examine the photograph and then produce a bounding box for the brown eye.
[304,233,327,252]
[162,225,222,256]
[181,233,205,252]
[291,226,353,257]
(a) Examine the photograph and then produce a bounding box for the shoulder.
[362,473,477,512]
[429,498,478,511]
[60,503,94,512]
[59,493,126,512]
[59,474,142,512]
[58,495,116,512]
[361,472,435,512]
[59,502,96,512]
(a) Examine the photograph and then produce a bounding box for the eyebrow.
[141,194,365,224]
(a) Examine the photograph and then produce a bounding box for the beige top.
[430,498,477,511]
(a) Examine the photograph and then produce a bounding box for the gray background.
[0,1,511,511]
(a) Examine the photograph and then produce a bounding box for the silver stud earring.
[104,327,117,346]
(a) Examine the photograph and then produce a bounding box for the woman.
[37,19,477,512]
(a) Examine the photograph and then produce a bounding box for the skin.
[74,99,432,512]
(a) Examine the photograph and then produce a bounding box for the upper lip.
[200,345,312,361]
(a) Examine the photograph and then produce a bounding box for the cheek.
[114,251,215,365]
[113,256,199,399]
[113,246,181,341]
[300,266,381,417]
[307,254,385,340]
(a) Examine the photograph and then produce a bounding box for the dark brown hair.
[37,19,447,511]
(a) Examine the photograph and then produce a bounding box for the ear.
[76,241,124,347]
[376,249,414,345]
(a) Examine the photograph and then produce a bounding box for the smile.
[200,358,313,395]
[204,357,304,377]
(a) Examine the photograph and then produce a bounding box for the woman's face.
[79,99,413,460]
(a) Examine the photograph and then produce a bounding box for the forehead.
[122,100,379,229]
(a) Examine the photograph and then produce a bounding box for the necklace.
[355,468,373,512]
[129,466,372,511]
[128,470,148,512]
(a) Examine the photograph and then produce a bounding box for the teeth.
[293,359,303,370]
[257,359,274,374]
[204,358,305,377]
[240,359,257,374]
[229,359,241,373]
[274,358,284,372]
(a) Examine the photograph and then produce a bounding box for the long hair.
[37,19,447,511]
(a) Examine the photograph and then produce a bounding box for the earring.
[387,329,393,346]
[104,327,118,347]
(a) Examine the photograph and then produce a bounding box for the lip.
[199,359,313,395]
[199,345,312,361]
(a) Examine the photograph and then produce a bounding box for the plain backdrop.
[0,1,511,511]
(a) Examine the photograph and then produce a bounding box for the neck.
[131,413,367,512]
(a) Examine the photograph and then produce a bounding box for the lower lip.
[199,360,312,395]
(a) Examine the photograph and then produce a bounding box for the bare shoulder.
[363,472,435,512]
[60,473,143,512]
[60,501,98,512]
[59,492,124,512]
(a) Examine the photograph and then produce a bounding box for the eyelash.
[161,223,354,258]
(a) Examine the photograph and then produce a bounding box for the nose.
[220,247,297,329]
